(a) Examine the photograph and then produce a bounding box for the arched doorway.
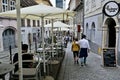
[105,18,116,47]
[2,28,16,50]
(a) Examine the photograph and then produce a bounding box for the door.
[2,28,16,50]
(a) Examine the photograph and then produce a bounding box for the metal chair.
[11,59,41,80]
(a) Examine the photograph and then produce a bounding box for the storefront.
[102,1,120,66]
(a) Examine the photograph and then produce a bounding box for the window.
[21,19,25,27]
[27,19,31,27]
[2,0,8,12]
[56,0,63,8]
[86,23,89,39]
[45,20,47,25]
[91,22,95,41]
[49,20,51,23]
[37,20,40,27]
[10,0,15,10]
[22,30,25,32]
[33,20,36,27]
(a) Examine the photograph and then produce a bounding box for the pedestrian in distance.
[78,34,90,66]
[71,38,80,64]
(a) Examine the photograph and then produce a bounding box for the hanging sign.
[103,1,120,17]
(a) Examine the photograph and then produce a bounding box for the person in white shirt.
[78,35,90,66]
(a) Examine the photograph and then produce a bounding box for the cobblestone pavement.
[58,42,120,80]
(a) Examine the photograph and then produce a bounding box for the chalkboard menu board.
[103,48,116,67]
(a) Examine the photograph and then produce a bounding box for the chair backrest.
[11,59,41,80]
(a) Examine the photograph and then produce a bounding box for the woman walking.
[71,38,80,64]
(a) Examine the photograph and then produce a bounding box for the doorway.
[2,28,16,50]
[105,18,116,47]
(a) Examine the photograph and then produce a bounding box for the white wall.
[84,0,120,50]
[84,13,103,46]
[0,19,17,51]
[85,0,102,17]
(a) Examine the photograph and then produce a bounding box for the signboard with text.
[103,1,120,17]
[103,48,116,67]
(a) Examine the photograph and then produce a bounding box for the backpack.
[72,42,80,51]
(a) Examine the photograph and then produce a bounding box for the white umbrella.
[44,21,71,28]
[53,27,70,31]
[0,3,75,19]
[0,3,75,79]
[44,20,71,42]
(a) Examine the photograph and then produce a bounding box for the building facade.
[68,0,83,39]
[0,0,52,51]
[84,0,120,65]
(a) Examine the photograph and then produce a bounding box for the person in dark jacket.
[13,44,33,72]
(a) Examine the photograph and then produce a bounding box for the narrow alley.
[58,42,120,80]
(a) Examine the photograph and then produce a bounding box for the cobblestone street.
[1,42,120,80]
[58,42,120,80]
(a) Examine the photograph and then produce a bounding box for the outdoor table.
[34,54,50,64]
[37,47,51,53]
[0,63,14,80]
[37,47,56,54]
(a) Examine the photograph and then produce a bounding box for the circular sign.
[103,1,119,17]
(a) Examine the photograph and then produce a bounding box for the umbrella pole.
[51,19,54,58]
[41,16,46,77]
[16,0,23,80]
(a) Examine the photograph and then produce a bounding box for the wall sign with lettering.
[103,1,120,17]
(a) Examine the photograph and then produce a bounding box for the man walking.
[78,35,90,66]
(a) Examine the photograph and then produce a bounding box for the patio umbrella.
[0,3,75,79]
[44,21,71,28]
[0,3,74,19]
[53,27,70,31]
[44,21,71,51]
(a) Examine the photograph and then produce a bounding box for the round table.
[0,63,14,80]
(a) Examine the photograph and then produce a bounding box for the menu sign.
[103,1,119,17]
[103,48,116,67]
